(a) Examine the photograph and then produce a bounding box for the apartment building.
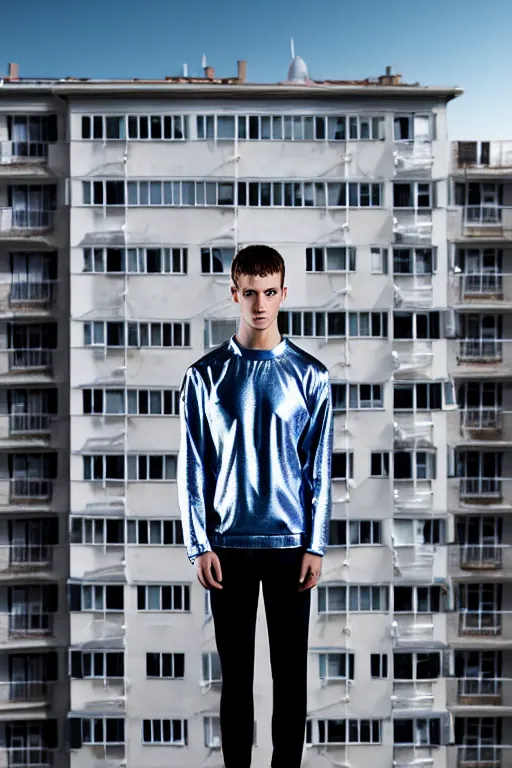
[446,139,512,768]
[3,55,509,768]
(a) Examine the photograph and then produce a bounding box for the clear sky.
[2,0,510,140]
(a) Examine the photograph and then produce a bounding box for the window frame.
[137,584,191,612]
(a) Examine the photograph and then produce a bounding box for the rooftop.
[0,60,463,100]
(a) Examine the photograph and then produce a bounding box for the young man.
[177,244,333,768]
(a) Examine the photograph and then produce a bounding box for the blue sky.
[2,0,510,140]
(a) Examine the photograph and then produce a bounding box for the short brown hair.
[231,245,285,291]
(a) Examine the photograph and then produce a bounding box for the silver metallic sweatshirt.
[177,333,333,563]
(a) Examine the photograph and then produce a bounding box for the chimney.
[7,62,19,81]
[379,66,402,86]
[237,60,247,83]
[385,66,392,77]
[204,66,215,80]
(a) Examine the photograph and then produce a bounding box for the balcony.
[449,677,512,707]
[457,340,503,364]
[8,413,51,436]
[0,140,49,165]
[7,350,52,374]
[9,281,55,308]
[459,611,502,637]
[454,744,512,768]
[0,209,54,238]
[460,409,503,440]
[9,480,53,503]
[4,611,54,640]
[0,746,54,768]
[0,679,52,710]
[459,478,502,504]
[452,544,508,572]
[0,544,53,578]
[454,273,512,308]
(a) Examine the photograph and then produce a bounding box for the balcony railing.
[8,609,53,637]
[9,412,51,434]
[456,676,502,700]
[0,746,53,768]
[457,744,506,767]
[10,281,54,305]
[0,679,50,704]
[464,205,502,226]
[5,543,52,568]
[459,478,502,501]
[457,544,502,569]
[457,340,503,363]
[459,610,501,635]
[8,349,52,372]
[9,478,53,501]
[460,273,505,299]
[0,208,54,233]
[461,408,502,432]
[0,140,49,162]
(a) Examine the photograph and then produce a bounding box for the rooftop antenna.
[290,38,295,59]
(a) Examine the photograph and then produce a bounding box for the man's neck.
[235,323,282,351]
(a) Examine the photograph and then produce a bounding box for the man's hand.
[195,551,223,590]
[298,552,322,592]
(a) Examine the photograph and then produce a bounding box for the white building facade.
[4,59,511,768]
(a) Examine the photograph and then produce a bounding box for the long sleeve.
[302,374,333,556]
[177,367,214,563]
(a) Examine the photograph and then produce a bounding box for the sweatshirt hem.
[210,532,307,549]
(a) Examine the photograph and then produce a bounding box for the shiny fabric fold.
[177,334,333,563]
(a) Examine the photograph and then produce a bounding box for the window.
[83,321,190,348]
[370,247,388,274]
[394,652,441,680]
[146,653,185,678]
[80,718,125,745]
[81,116,126,140]
[83,389,180,416]
[319,653,355,680]
[392,519,444,546]
[204,319,238,348]
[196,113,385,141]
[394,114,433,142]
[332,452,354,480]
[393,248,434,275]
[393,718,441,747]
[278,311,345,338]
[349,312,388,338]
[8,114,58,154]
[200,247,235,274]
[371,452,390,478]
[83,455,177,481]
[70,651,124,679]
[331,383,384,411]
[318,586,389,614]
[70,517,124,545]
[307,719,381,745]
[127,114,187,140]
[371,654,388,678]
[394,451,436,480]
[393,312,440,340]
[393,182,432,209]
[127,519,184,546]
[204,716,221,748]
[393,382,443,410]
[202,652,222,683]
[83,247,188,274]
[142,719,188,745]
[69,584,124,612]
[394,586,442,613]
[137,585,190,612]
[82,179,382,208]
[306,246,356,272]
[328,520,381,546]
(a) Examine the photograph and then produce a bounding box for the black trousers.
[210,545,311,768]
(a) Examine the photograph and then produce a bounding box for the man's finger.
[212,559,223,585]
[299,566,310,584]
[203,563,223,590]
[197,569,208,590]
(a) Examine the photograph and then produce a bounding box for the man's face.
[231,272,287,331]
